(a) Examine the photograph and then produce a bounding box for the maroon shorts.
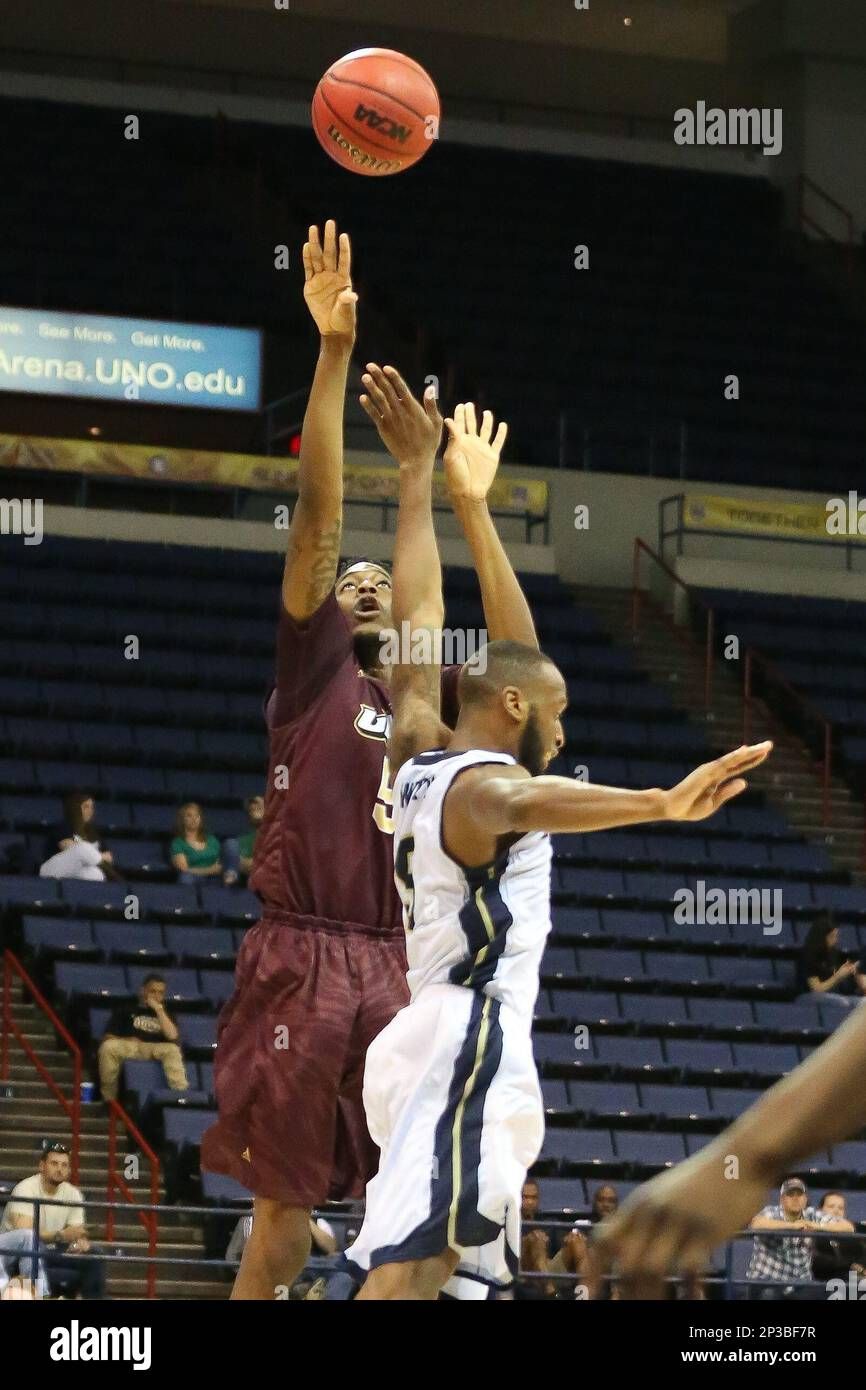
[200,912,409,1207]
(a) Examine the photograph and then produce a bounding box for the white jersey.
[391,748,553,1023]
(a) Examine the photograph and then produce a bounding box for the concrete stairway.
[0,980,229,1300]
[575,585,865,879]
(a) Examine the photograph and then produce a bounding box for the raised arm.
[282,220,357,621]
[444,403,538,648]
[357,364,449,772]
[450,742,773,840]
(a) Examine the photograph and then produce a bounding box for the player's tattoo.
[286,516,342,613]
[307,518,343,609]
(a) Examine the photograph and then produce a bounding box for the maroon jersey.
[249,592,459,937]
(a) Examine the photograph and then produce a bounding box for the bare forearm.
[297,337,352,510]
[392,469,444,631]
[453,498,538,647]
[722,1005,866,1185]
[506,778,666,834]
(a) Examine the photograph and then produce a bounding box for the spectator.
[797,913,866,1008]
[170,803,222,884]
[811,1192,862,1286]
[222,794,264,886]
[515,1179,557,1299]
[227,1209,337,1269]
[39,789,116,882]
[0,1142,104,1299]
[589,1183,619,1223]
[0,1228,49,1299]
[98,975,189,1102]
[747,1177,847,1298]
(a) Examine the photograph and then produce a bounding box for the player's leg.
[231,1199,312,1300]
[356,1250,460,1301]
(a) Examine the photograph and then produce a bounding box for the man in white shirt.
[1,1142,104,1298]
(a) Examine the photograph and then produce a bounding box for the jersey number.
[372,754,394,834]
[394,835,416,932]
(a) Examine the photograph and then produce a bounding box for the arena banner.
[0,434,548,516]
[0,307,261,411]
[683,492,841,541]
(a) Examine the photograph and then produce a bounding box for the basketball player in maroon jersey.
[201,221,540,1298]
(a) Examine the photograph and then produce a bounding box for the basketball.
[312,47,440,177]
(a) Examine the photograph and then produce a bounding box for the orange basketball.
[312,48,440,177]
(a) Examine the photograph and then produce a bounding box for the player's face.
[335,567,393,634]
[517,667,567,775]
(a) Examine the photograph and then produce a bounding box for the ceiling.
[165,0,760,64]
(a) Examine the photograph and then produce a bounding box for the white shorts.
[345,984,544,1291]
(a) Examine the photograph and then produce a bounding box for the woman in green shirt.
[170,803,222,884]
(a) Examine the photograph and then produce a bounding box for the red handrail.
[106,1100,161,1300]
[2,950,82,1183]
[798,173,855,278]
[632,539,834,826]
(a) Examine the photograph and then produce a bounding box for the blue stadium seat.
[709,957,776,985]
[687,998,754,1029]
[198,970,236,1007]
[664,1040,734,1073]
[93,923,169,963]
[828,1142,866,1173]
[198,885,260,924]
[708,1087,764,1118]
[599,910,666,941]
[536,1178,586,1215]
[0,875,60,908]
[613,1131,687,1166]
[568,1081,640,1116]
[731,1043,799,1076]
[650,953,711,984]
[752,1002,828,1033]
[55,962,129,999]
[60,881,128,915]
[23,918,96,959]
[534,1034,595,1067]
[594,1036,665,1070]
[623,872,686,902]
[541,1129,615,1166]
[558,867,625,899]
[549,990,621,1022]
[163,1108,214,1150]
[618,995,689,1025]
[577,949,645,981]
[550,907,600,937]
[164,926,234,965]
[540,1080,570,1112]
[639,1085,712,1119]
[135,884,202,920]
[541,947,577,978]
[175,1015,217,1053]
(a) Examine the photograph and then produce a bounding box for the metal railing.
[106,1103,160,1300]
[2,950,81,1183]
[632,538,834,826]
[798,174,856,279]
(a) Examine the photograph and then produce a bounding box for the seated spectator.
[589,1183,619,1224]
[0,1228,49,1299]
[515,1179,557,1299]
[98,975,189,1102]
[227,1205,339,1299]
[170,803,222,884]
[40,789,116,882]
[797,913,866,1008]
[746,1177,846,1299]
[811,1192,862,1286]
[0,1141,104,1300]
[223,794,264,886]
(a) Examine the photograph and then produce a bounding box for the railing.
[106,1101,161,1300]
[1,950,81,1183]
[659,491,866,574]
[799,174,856,279]
[632,539,834,827]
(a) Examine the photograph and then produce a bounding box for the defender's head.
[457,640,566,775]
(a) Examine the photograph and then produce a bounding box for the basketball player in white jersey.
[345,406,773,1301]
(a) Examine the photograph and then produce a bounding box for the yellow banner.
[683,492,842,541]
[0,434,547,518]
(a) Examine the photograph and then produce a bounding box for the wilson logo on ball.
[353,104,413,144]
